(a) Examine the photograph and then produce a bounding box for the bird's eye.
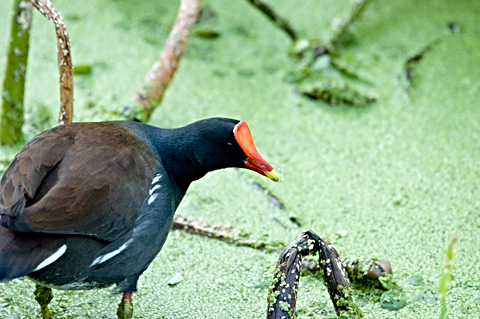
[223,142,236,152]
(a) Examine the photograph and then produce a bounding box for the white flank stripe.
[149,184,161,195]
[90,239,133,267]
[148,193,159,205]
[33,244,67,272]
[151,173,162,185]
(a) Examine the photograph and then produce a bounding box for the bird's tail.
[0,227,66,282]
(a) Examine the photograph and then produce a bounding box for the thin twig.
[30,0,73,125]
[172,214,265,249]
[404,38,441,85]
[123,0,201,122]
[329,0,373,54]
[246,0,297,42]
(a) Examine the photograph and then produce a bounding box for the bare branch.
[172,214,265,249]
[30,0,73,125]
[123,0,201,122]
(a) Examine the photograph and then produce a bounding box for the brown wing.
[0,122,161,242]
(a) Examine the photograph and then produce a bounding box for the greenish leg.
[34,284,53,319]
[117,291,134,319]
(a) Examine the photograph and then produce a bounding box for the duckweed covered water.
[1,0,479,318]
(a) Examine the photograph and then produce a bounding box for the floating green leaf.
[380,289,407,311]
[73,65,92,75]
[406,276,424,286]
[413,293,437,305]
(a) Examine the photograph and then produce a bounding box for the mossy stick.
[439,236,458,319]
[267,230,363,319]
[266,245,302,318]
[0,0,32,145]
[124,0,201,122]
[266,231,314,319]
[30,0,73,125]
[317,236,363,318]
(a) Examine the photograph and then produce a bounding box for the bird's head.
[191,118,280,182]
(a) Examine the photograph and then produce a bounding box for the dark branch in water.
[404,39,440,84]
[328,0,373,55]
[246,0,297,42]
[252,182,285,210]
[267,230,363,319]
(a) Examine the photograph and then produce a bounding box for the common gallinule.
[0,118,280,318]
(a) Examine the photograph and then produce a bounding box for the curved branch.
[124,0,201,122]
[246,0,297,42]
[31,0,73,125]
[267,230,363,319]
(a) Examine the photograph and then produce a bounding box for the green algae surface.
[1,0,480,318]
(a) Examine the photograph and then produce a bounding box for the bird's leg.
[117,291,133,319]
[34,284,53,319]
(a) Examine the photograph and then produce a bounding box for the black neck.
[128,122,208,193]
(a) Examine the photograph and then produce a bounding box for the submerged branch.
[172,214,265,249]
[31,0,74,125]
[0,0,32,145]
[123,0,201,122]
[328,0,373,55]
[246,0,297,42]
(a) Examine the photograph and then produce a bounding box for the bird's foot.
[34,284,53,319]
[117,291,133,319]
